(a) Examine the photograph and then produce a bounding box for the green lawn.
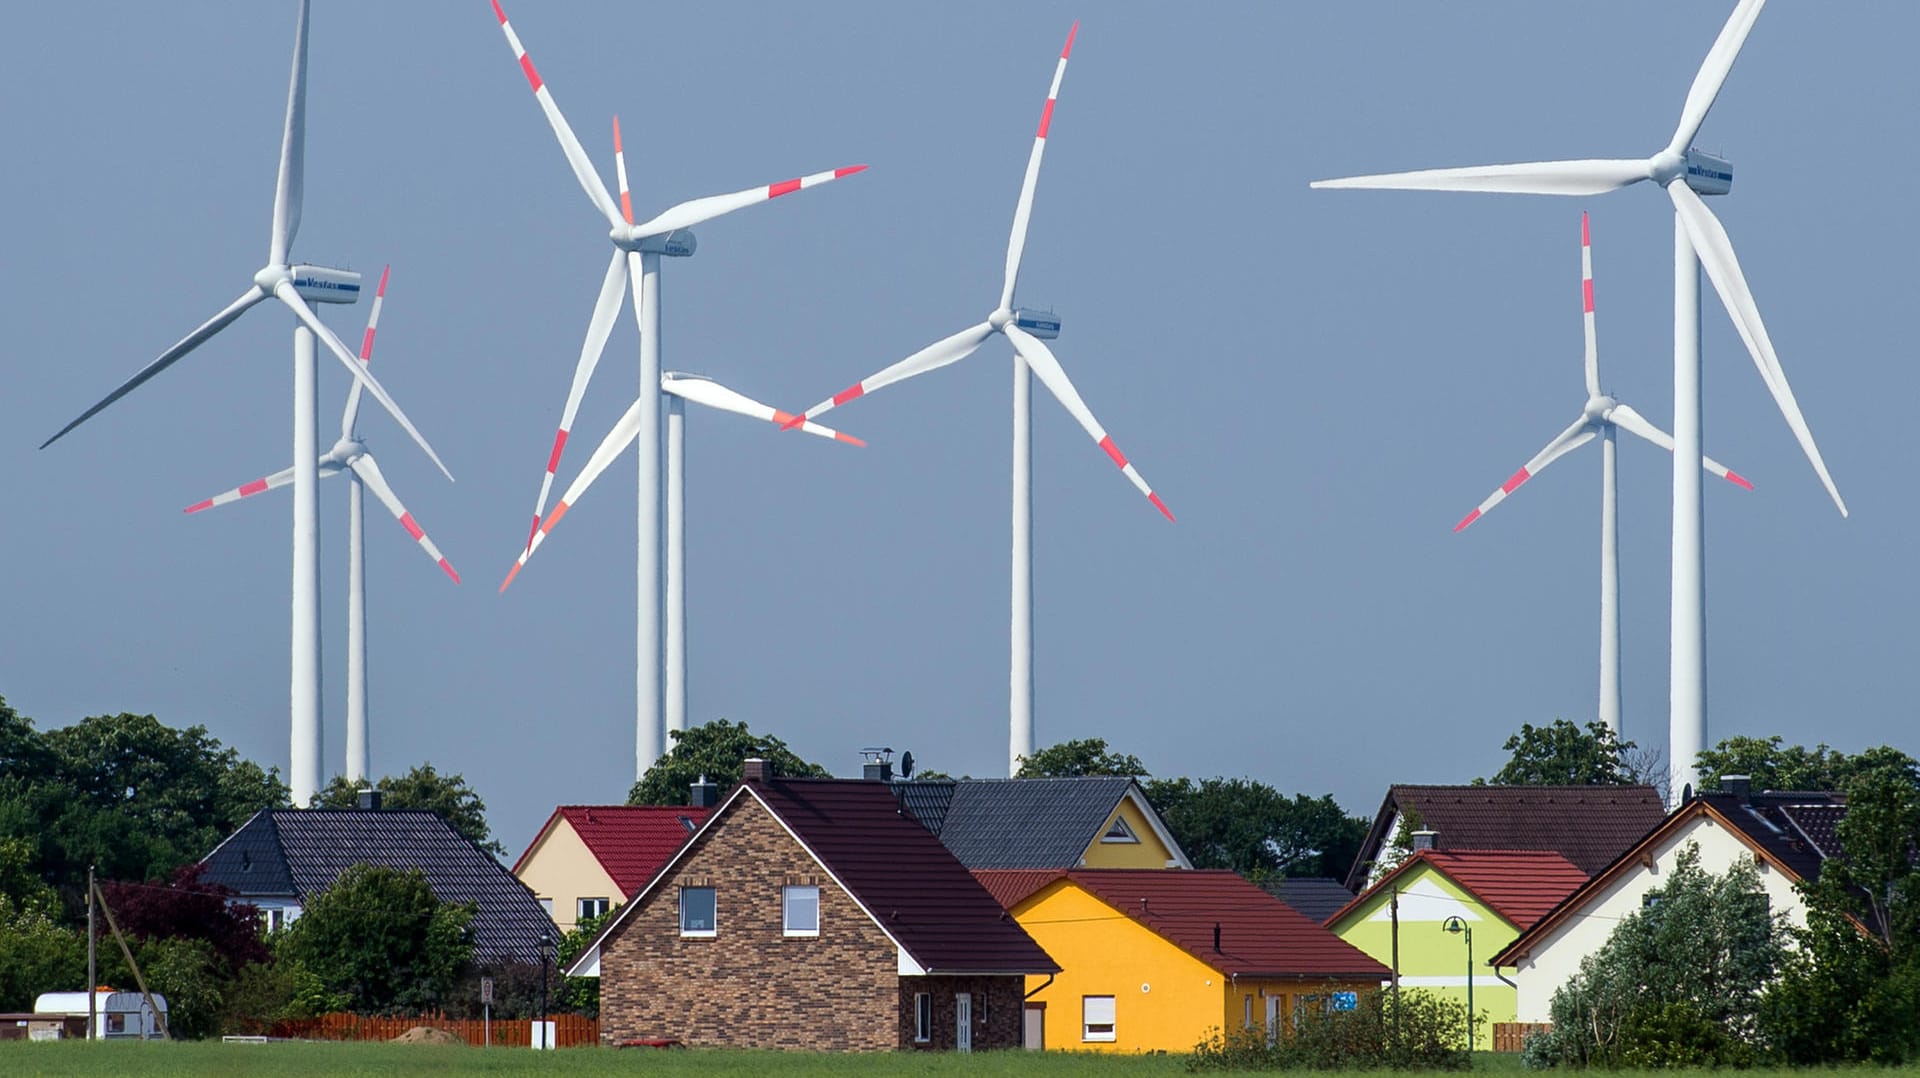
[3,1043,1917,1078]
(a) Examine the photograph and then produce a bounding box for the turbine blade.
[1581,212,1599,398]
[785,321,995,427]
[1006,323,1172,521]
[1668,182,1845,515]
[1453,416,1596,532]
[1000,22,1077,311]
[1311,159,1652,196]
[276,284,453,482]
[662,374,863,446]
[614,115,634,225]
[350,454,460,584]
[524,250,629,550]
[1607,403,1754,490]
[489,0,623,227]
[501,398,646,592]
[183,465,300,514]
[628,165,867,239]
[342,264,390,439]
[1668,0,1768,156]
[42,287,267,450]
[269,0,310,266]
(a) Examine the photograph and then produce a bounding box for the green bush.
[1185,987,1468,1071]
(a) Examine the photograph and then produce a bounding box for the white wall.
[1504,816,1807,1023]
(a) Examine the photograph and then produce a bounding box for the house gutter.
[1024,973,1055,1000]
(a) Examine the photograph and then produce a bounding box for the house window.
[783,885,820,936]
[1101,816,1140,844]
[679,886,716,936]
[914,992,932,1043]
[1244,995,1254,1028]
[578,897,610,922]
[1082,995,1116,1042]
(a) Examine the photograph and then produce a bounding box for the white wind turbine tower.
[1453,214,1752,736]
[786,24,1173,776]
[1311,0,1845,801]
[39,0,451,807]
[487,0,863,777]
[181,268,460,785]
[505,371,863,735]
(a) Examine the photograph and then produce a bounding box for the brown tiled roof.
[747,777,1057,975]
[1327,849,1587,932]
[1346,784,1666,889]
[973,868,1389,981]
[511,805,711,898]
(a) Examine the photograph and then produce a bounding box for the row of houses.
[190,762,1854,1052]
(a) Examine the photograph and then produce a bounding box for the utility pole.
[1390,885,1401,1050]
[86,865,97,1041]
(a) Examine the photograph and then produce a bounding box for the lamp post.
[538,929,553,1050]
[1442,915,1474,1052]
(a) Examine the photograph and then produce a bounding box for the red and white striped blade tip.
[499,561,524,594]
[1453,508,1481,533]
[1148,492,1174,522]
[1726,470,1754,491]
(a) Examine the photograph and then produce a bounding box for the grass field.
[2,1042,1915,1078]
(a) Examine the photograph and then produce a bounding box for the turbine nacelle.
[290,264,363,305]
[324,436,368,466]
[1584,395,1620,423]
[1012,307,1062,340]
[610,226,698,257]
[1682,148,1733,196]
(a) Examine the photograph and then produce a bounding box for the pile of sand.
[390,1026,466,1045]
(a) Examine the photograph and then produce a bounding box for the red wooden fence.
[271,1011,600,1047]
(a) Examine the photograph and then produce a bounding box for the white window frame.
[1082,995,1116,1042]
[1101,816,1140,844]
[577,896,610,922]
[914,992,932,1043]
[679,886,716,937]
[782,884,820,937]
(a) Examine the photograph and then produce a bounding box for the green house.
[1323,848,1586,1050]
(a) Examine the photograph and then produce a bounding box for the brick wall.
[897,975,1026,1051]
[598,795,900,1051]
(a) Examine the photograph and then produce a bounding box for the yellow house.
[512,803,713,933]
[895,776,1192,870]
[975,868,1388,1052]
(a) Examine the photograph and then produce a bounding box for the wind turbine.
[1453,214,1752,735]
[502,370,862,736]
[38,0,450,806]
[1311,0,1844,800]
[784,24,1173,777]
[487,0,863,777]
[182,267,460,785]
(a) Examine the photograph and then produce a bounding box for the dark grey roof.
[898,777,1138,869]
[1261,877,1356,924]
[1348,785,1667,890]
[200,809,556,965]
[1693,790,1847,885]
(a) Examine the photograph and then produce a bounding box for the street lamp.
[1441,916,1474,1052]
[538,929,554,1049]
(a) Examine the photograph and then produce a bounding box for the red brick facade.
[597,793,1025,1051]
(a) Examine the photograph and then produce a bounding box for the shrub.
[1185,987,1469,1071]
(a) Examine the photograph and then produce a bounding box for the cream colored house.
[512,803,713,933]
[1491,781,1844,1022]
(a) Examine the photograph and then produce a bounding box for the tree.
[1523,844,1786,1068]
[275,863,474,1015]
[0,894,85,1012]
[1693,735,1919,795]
[554,905,617,1017]
[1145,777,1366,880]
[1478,719,1638,786]
[628,719,830,806]
[1015,737,1147,778]
[314,764,504,857]
[1758,770,1920,1064]
[101,863,268,973]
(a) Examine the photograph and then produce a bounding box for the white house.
[1490,780,1844,1023]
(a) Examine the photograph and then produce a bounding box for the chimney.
[859,747,894,783]
[689,775,719,808]
[1720,774,1752,801]
[741,758,770,783]
[1411,829,1437,852]
[356,788,383,811]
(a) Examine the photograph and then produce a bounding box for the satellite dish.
[900,751,915,779]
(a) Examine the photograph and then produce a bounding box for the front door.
[956,992,973,1053]
[1266,995,1284,1045]
[1023,1002,1046,1050]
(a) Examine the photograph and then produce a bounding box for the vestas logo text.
[1687,165,1732,182]
[293,278,361,292]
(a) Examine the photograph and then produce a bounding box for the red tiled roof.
[747,778,1057,975]
[1327,849,1587,930]
[515,805,711,898]
[1347,784,1666,889]
[974,868,1389,981]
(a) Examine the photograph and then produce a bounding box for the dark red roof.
[528,805,712,897]
[1327,849,1587,931]
[974,868,1389,981]
[1347,784,1666,889]
[747,777,1057,975]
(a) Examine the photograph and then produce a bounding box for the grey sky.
[3,3,1912,855]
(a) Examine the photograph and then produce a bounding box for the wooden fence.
[1492,1022,1552,1053]
[272,1011,600,1047]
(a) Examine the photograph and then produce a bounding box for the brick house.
[567,760,1057,1051]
